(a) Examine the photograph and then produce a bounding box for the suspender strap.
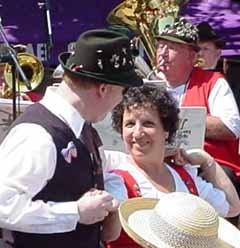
[112,169,141,197]
[171,164,199,196]
[112,164,199,197]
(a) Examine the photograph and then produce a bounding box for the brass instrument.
[107,0,189,69]
[1,53,44,98]
[107,0,138,32]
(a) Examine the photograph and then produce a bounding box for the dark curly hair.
[111,84,179,143]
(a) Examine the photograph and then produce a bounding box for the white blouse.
[104,150,229,217]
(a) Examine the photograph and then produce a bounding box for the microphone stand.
[39,0,53,61]
[0,19,31,120]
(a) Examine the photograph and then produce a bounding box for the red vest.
[106,166,198,248]
[182,68,240,176]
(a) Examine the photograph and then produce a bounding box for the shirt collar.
[40,86,85,138]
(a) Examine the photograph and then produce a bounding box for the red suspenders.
[170,164,199,195]
[106,166,199,248]
[112,164,199,197]
[113,169,141,197]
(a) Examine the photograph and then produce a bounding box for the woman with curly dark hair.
[104,84,240,248]
[112,84,179,144]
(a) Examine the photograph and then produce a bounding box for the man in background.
[197,21,225,70]
[154,17,240,192]
[153,17,240,227]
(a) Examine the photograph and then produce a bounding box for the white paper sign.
[171,106,207,150]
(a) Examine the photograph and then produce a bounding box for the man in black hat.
[197,21,225,70]
[0,29,143,248]
[153,17,240,192]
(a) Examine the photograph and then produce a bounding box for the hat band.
[72,67,137,80]
[149,213,218,248]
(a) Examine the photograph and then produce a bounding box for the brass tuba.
[2,52,44,98]
[107,0,189,68]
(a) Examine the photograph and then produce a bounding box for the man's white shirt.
[0,86,127,233]
[167,77,240,137]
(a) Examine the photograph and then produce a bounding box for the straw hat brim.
[119,198,240,248]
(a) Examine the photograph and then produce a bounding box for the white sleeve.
[0,124,79,234]
[184,165,229,217]
[209,77,240,137]
[104,172,128,202]
[101,150,128,202]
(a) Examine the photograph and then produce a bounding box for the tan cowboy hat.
[119,192,240,248]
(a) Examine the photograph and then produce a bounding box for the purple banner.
[0,0,122,66]
[181,0,240,57]
[0,0,239,67]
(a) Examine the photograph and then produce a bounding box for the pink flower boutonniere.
[61,141,78,164]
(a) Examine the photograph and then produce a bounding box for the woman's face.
[122,105,168,161]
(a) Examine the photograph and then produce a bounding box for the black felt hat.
[58,29,143,87]
[197,22,225,48]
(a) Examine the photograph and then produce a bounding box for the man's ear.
[97,83,108,98]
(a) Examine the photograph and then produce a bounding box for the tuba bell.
[107,0,189,70]
[2,52,44,98]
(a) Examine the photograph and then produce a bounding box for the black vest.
[9,103,104,248]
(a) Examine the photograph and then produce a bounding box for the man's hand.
[156,44,170,72]
[77,189,119,225]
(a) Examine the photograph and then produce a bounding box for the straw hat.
[119,192,240,248]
